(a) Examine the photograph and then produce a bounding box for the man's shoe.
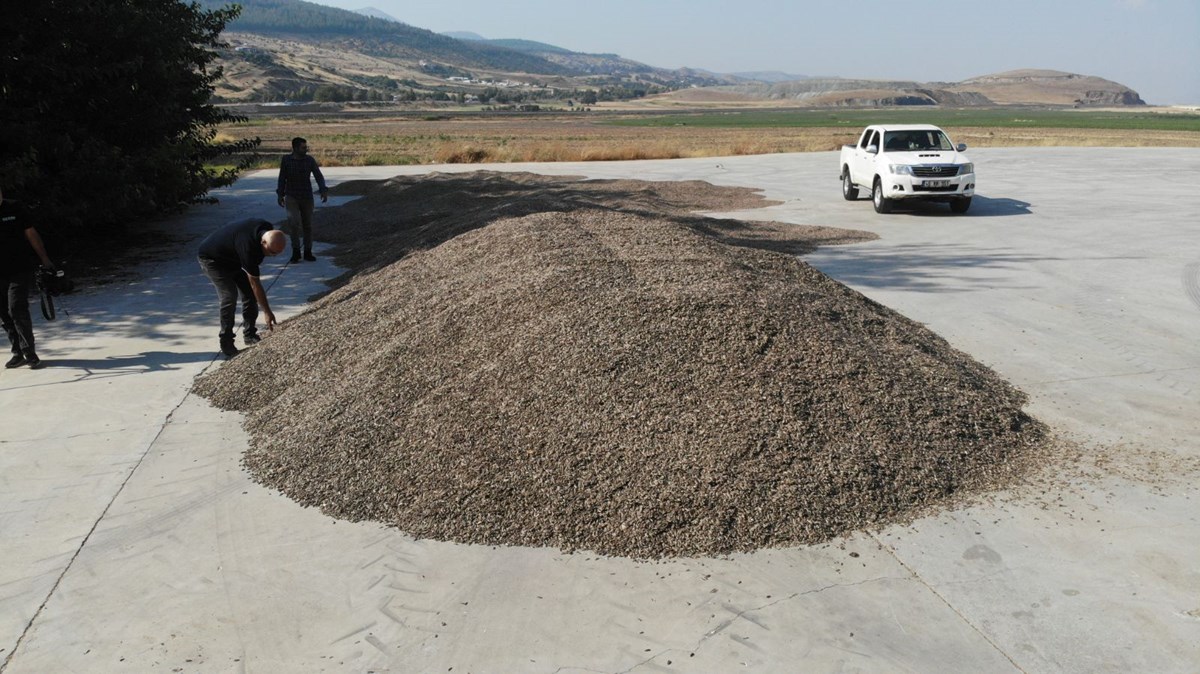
[289,252,301,264]
[244,333,262,346]
[303,252,317,262]
[220,342,239,359]
[27,356,44,370]
[5,354,27,368]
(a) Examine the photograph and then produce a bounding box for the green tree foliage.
[597,84,652,101]
[0,1,260,237]
[349,74,401,91]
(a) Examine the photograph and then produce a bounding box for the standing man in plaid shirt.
[276,137,328,263]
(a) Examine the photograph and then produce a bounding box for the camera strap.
[40,291,56,320]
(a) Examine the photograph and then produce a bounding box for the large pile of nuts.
[194,172,1046,558]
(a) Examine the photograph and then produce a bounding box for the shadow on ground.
[26,254,321,370]
[848,194,1032,218]
[21,352,220,389]
[810,242,1061,293]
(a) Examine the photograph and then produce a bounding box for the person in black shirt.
[0,187,55,370]
[197,218,288,358]
[276,137,328,264]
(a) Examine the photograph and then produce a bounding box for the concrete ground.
[2,148,1197,673]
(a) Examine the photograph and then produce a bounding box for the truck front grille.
[912,165,960,178]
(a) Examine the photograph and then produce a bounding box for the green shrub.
[0,1,260,239]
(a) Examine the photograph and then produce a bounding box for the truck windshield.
[882,130,953,152]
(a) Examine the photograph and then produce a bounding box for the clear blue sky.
[311,0,1199,105]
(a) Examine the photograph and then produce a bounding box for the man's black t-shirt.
[198,218,273,277]
[0,200,35,274]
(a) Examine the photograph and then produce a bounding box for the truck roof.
[867,124,944,132]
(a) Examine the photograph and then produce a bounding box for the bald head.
[262,229,288,256]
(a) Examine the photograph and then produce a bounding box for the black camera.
[38,266,74,296]
[36,265,74,320]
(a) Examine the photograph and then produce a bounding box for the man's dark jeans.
[0,271,36,356]
[198,257,258,342]
[284,195,315,255]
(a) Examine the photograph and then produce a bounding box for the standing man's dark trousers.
[198,257,259,349]
[284,195,315,259]
[0,271,36,358]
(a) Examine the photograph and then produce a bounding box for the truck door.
[852,129,879,185]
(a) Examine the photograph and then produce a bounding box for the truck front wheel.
[872,177,893,214]
[950,197,972,214]
[842,168,859,200]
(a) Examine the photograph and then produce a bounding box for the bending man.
[197,218,287,358]
[276,136,328,263]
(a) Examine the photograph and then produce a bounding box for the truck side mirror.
[867,145,879,155]
[957,143,967,152]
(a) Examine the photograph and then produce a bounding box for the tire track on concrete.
[1070,281,1196,396]
[1184,262,1200,313]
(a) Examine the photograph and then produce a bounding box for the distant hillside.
[197,2,1142,108]
[485,39,575,55]
[669,77,985,107]
[203,0,736,102]
[452,34,643,74]
[655,70,1145,107]
[195,0,572,75]
[733,71,814,83]
[353,7,399,23]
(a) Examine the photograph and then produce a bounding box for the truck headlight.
[959,163,974,175]
[888,164,913,175]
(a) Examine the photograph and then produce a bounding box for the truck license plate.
[923,180,950,187]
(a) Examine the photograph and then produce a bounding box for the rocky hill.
[198,1,1145,107]
[955,69,1146,106]
[657,70,1145,107]
[199,0,735,103]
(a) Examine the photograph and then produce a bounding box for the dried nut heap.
[194,172,1046,558]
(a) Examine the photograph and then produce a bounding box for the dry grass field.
[217,111,1200,168]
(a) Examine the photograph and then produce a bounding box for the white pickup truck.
[840,124,975,214]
